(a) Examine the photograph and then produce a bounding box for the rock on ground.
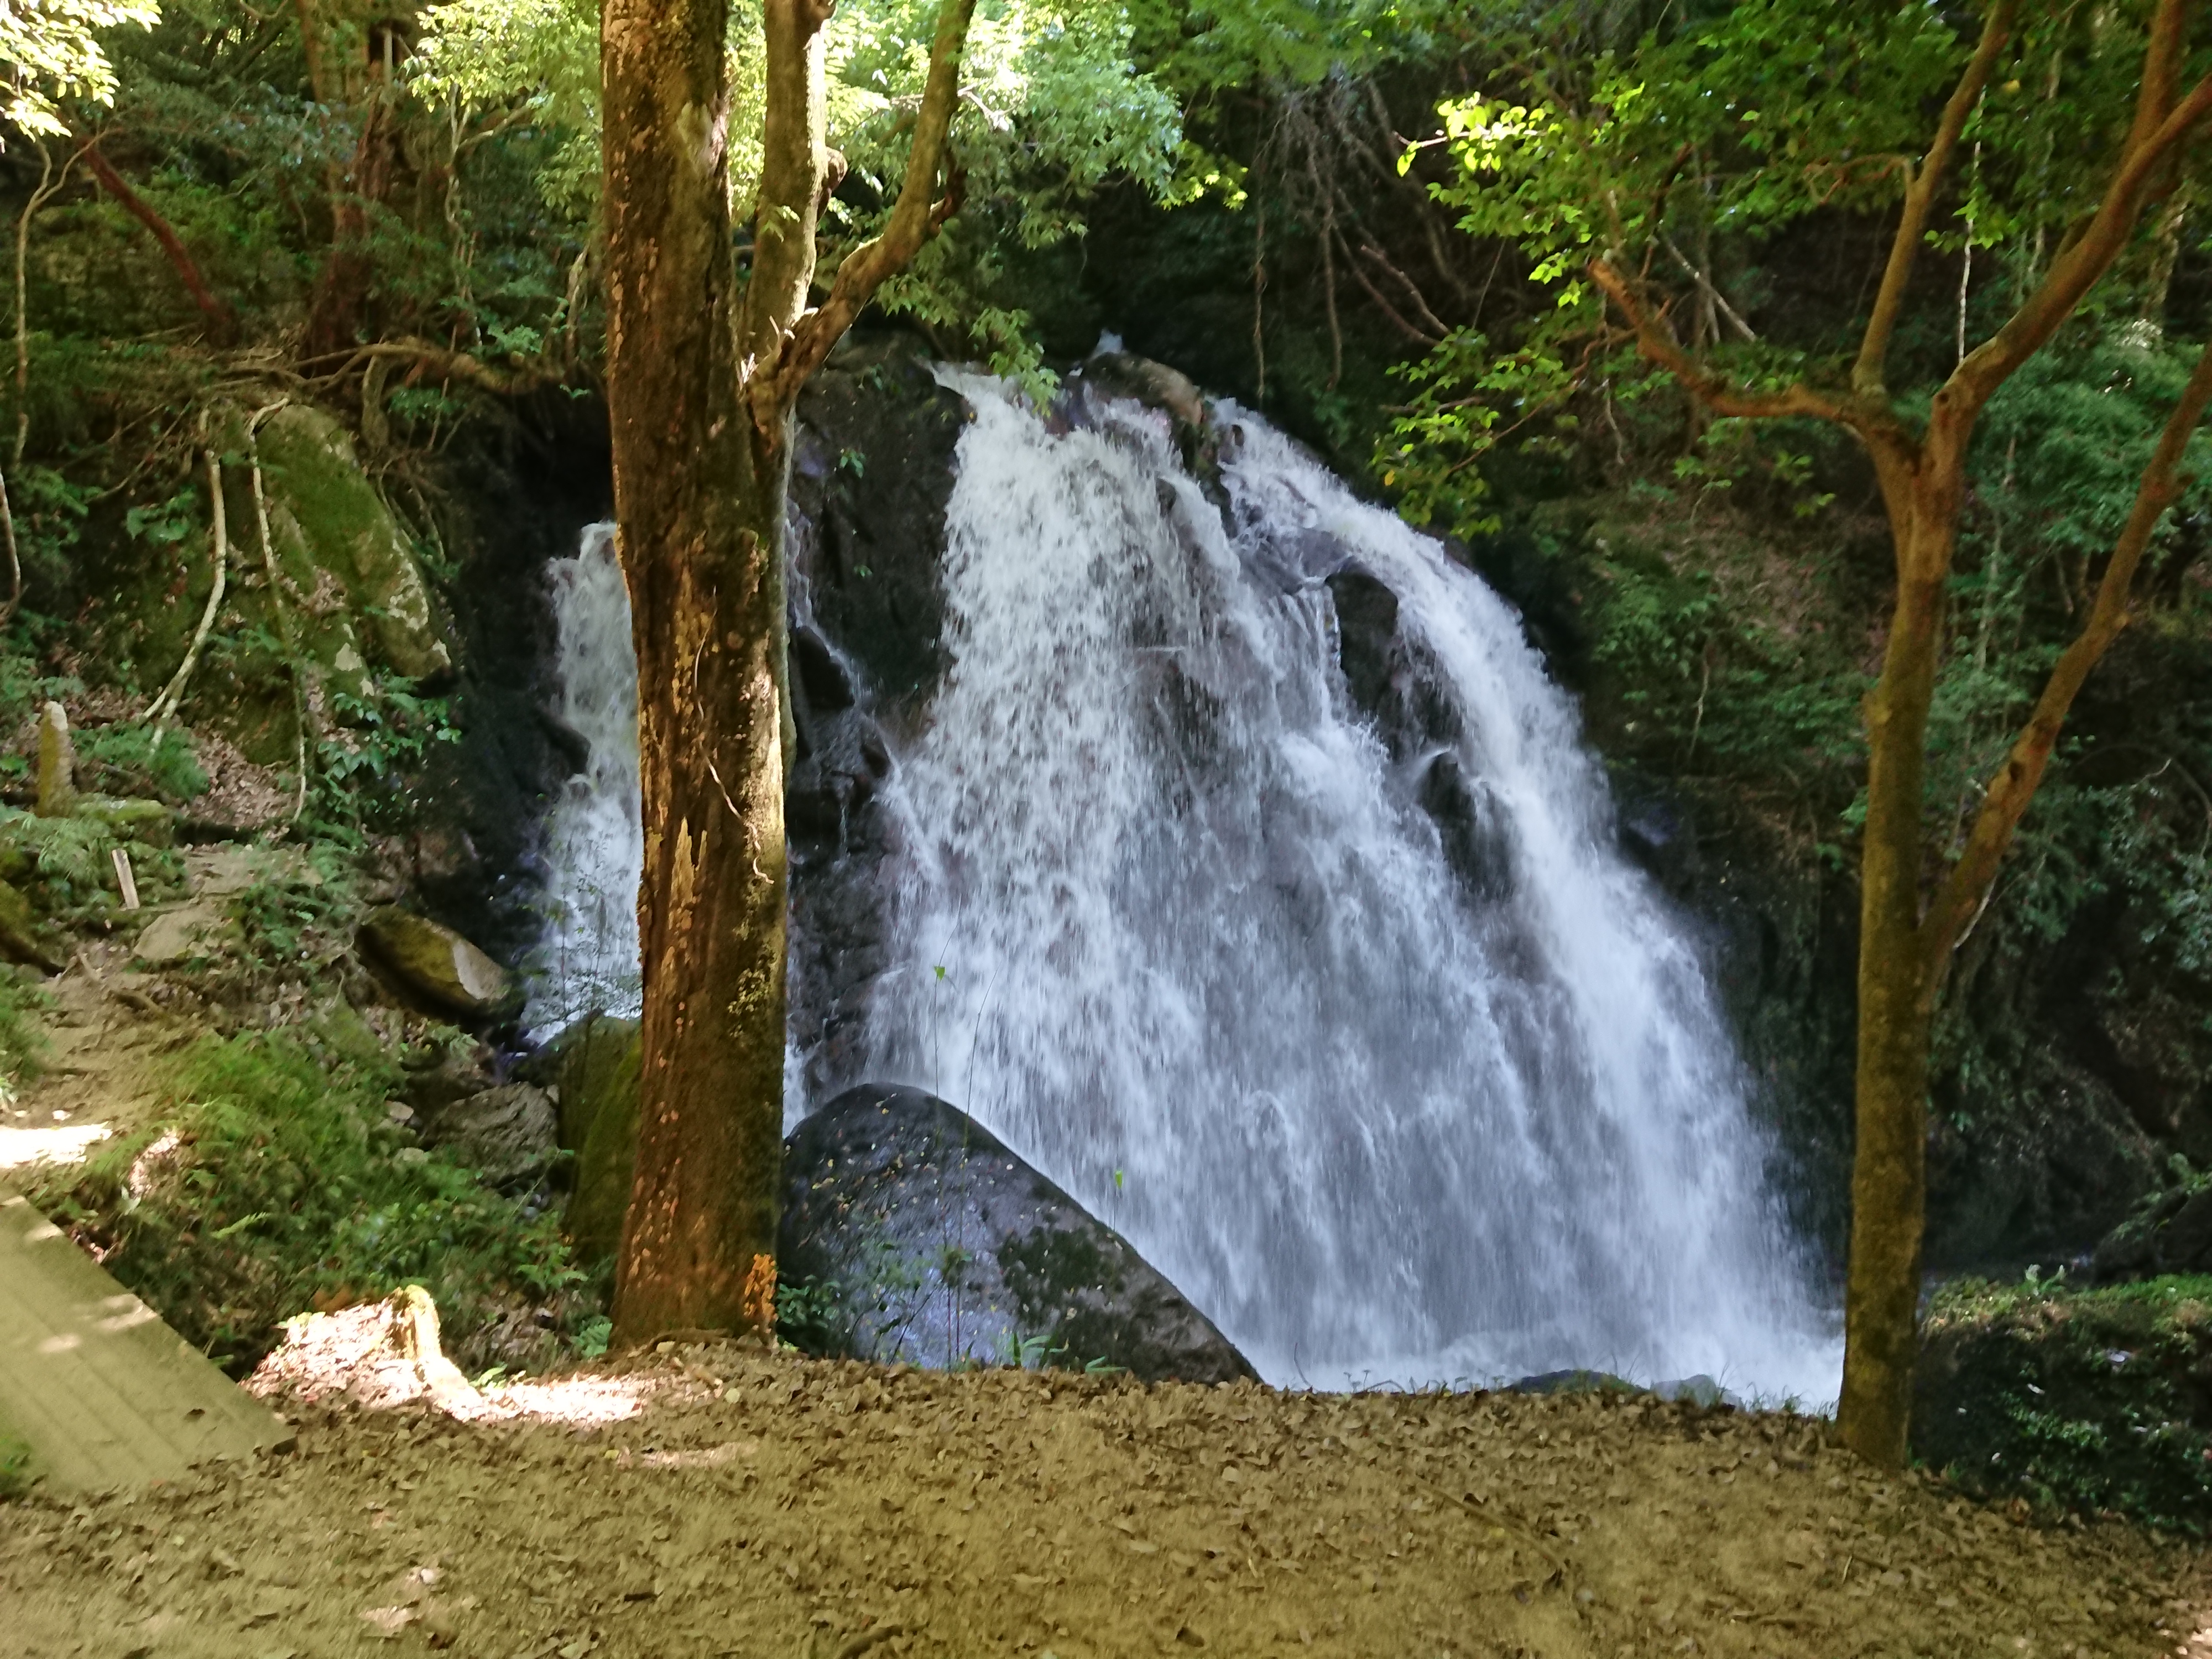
[1,1342,2204,1659]
[420,1083,559,1191]
[782,1083,1254,1384]
[358,906,514,1020]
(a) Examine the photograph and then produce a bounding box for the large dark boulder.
[780,1083,1255,1384]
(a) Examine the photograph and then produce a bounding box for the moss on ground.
[1915,1272,2212,1531]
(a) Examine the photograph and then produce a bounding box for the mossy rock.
[547,1015,641,1265]
[254,405,452,686]
[71,796,175,850]
[358,907,514,1020]
[81,403,453,771]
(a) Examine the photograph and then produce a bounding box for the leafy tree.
[0,0,159,139]
[592,0,1178,1341]
[1390,0,2212,1465]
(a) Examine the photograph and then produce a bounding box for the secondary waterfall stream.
[527,368,1841,1405]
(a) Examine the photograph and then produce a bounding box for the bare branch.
[305,337,549,397]
[1589,258,1845,424]
[1921,332,2212,976]
[759,0,980,423]
[1852,0,2015,398]
[1662,236,1757,342]
[148,449,229,741]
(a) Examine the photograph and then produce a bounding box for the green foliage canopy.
[0,0,159,138]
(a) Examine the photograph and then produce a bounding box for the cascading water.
[528,367,1841,1405]
[521,525,644,1036]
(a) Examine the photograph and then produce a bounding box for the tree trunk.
[304,86,399,358]
[1837,473,1952,1467]
[601,0,790,1342]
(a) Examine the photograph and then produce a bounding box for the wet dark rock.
[1418,754,1512,904]
[780,1083,1255,1384]
[784,333,968,1100]
[1073,352,1215,476]
[1326,567,1459,762]
[405,395,612,964]
[1619,797,1697,895]
[790,332,966,719]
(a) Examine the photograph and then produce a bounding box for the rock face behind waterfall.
[780,1084,1255,1384]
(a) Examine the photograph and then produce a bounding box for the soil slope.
[3,1341,2207,1659]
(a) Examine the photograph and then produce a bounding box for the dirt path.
[3,1340,2205,1659]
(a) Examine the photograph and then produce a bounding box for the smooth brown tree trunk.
[601,0,790,1342]
[1837,473,1953,1466]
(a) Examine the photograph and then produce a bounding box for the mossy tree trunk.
[1591,0,2212,1466]
[598,0,977,1343]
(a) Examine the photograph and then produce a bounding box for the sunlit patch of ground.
[0,1118,110,1171]
[5,1337,2209,1659]
[246,1299,650,1428]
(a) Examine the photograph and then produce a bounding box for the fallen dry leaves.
[3,1340,2208,1658]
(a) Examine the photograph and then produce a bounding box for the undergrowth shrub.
[29,1026,600,1378]
[74,723,210,804]
[0,967,49,1089]
[0,1422,31,1501]
[1914,1274,2212,1533]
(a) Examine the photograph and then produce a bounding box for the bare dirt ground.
[4,1338,2208,1659]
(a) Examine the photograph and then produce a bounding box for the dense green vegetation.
[27,1021,599,1376]
[1918,1272,2212,1532]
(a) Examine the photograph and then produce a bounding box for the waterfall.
[522,525,643,1036]
[529,371,1841,1405]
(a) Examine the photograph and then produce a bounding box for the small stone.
[393,1146,429,1166]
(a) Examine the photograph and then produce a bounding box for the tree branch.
[1851,0,2014,399]
[306,337,549,396]
[1946,6,2212,427]
[758,0,980,424]
[1588,258,1846,424]
[1920,332,2212,978]
[148,449,229,742]
[78,140,238,347]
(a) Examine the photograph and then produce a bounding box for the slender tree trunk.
[601,0,790,1342]
[1838,472,1952,1464]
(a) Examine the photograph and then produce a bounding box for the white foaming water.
[529,373,1841,1404]
[856,374,1837,1402]
[523,524,644,1035]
